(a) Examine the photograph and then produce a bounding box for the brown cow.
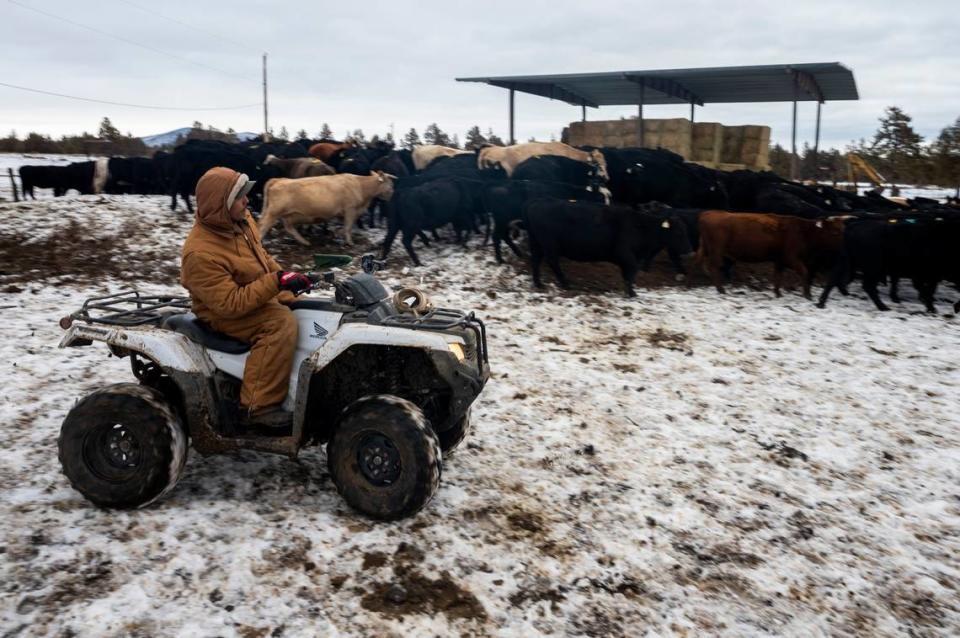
[263,154,335,178]
[308,140,357,162]
[697,211,845,298]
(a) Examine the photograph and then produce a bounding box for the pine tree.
[351,129,366,144]
[423,123,452,146]
[930,116,960,189]
[450,134,460,149]
[402,128,421,150]
[277,126,289,141]
[98,117,121,141]
[870,106,924,182]
[768,143,793,178]
[319,123,334,140]
[486,128,505,146]
[384,130,395,146]
[296,128,308,140]
[464,125,486,149]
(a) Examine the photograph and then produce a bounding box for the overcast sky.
[1,0,957,150]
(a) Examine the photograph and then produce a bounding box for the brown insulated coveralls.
[180,167,298,411]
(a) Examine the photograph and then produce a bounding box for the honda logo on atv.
[311,322,328,339]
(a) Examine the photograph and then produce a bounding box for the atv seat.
[162,313,251,354]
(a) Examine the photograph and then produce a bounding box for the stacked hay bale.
[690,122,723,167]
[642,118,692,159]
[721,125,771,171]
[565,118,771,171]
[740,125,770,170]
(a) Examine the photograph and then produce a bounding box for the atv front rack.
[66,290,191,327]
[382,308,488,374]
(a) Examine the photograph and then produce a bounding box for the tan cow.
[263,154,335,178]
[259,171,395,246]
[411,144,472,171]
[477,142,608,180]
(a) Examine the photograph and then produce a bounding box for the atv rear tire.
[58,383,187,509]
[328,395,441,520]
[436,408,471,455]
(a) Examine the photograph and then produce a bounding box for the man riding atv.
[180,167,313,429]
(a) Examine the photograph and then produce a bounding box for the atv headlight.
[447,342,466,363]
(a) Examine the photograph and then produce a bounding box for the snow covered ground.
[0,195,958,637]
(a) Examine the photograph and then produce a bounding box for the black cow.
[512,155,607,195]
[420,153,496,179]
[152,150,175,195]
[105,157,160,194]
[380,177,485,266]
[481,180,605,264]
[167,140,259,213]
[333,141,394,176]
[18,165,66,198]
[239,140,308,165]
[522,199,693,296]
[818,217,960,312]
[19,162,97,198]
[371,150,414,178]
[599,147,728,209]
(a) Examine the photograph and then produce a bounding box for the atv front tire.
[58,383,187,509]
[328,395,441,520]
[436,408,471,455]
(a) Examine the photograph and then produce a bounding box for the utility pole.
[262,52,269,140]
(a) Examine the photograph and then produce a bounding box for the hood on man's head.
[227,173,255,211]
[195,167,247,233]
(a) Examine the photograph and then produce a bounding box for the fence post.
[7,168,18,202]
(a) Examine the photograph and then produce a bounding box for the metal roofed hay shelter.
[457,63,859,178]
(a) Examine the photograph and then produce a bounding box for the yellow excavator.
[844,153,898,195]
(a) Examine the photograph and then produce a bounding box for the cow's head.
[655,214,694,257]
[374,170,396,200]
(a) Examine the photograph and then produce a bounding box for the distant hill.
[140,128,259,148]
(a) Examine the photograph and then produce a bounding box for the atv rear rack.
[382,308,488,374]
[66,290,191,327]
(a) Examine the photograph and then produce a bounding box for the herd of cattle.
[16,136,960,313]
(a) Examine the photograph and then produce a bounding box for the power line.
[114,0,249,52]
[0,81,260,111]
[7,0,255,82]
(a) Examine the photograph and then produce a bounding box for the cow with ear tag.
[522,198,692,297]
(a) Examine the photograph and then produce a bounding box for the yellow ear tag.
[661,220,670,229]
[889,219,898,223]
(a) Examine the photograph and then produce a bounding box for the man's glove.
[277,271,313,295]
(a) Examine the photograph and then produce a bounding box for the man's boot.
[238,405,293,430]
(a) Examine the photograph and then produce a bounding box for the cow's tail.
[380,194,401,259]
[694,235,708,275]
[257,180,278,239]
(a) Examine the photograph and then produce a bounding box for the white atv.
[57,254,489,520]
